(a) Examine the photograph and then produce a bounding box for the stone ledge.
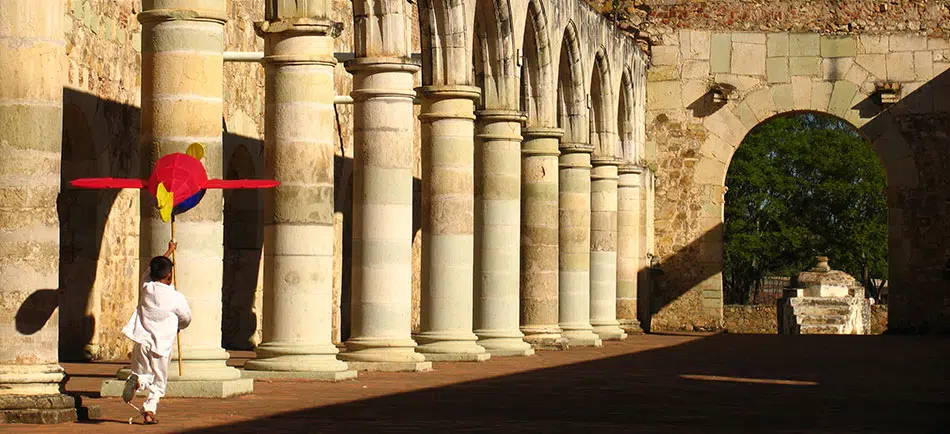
[483,348,535,357]
[240,369,357,381]
[0,394,77,424]
[344,361,432,372]
[101,378,254,398]
[420,353,491,362]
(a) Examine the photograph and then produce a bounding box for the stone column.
[617,165,643,334]
[242,15,355,381]
[102,0,253,398]
[472,111,532,357]
[518,127,569,351]
[415,86,488,362]
[341,57,431,370]
[558,144,601,347]
[0,0,76,423]
[590,158,627,341]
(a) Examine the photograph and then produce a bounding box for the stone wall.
[722,305,777,334]
[643,24,950,333]
[59,0,142,362]
[871,304,888,335]
[723,303,889,334]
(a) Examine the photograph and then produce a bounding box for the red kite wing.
[70,178,146,189]
[205,179,280,189]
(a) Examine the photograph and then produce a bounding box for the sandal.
[122,373,139,403]
[143,411,159,425]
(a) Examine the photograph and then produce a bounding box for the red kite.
[70,143,278,222]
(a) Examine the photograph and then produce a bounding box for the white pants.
[130,342,169,414]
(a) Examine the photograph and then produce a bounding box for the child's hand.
[168,241,177,252]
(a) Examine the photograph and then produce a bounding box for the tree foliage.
[723,113,888,304]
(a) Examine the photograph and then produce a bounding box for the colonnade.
[0,0,650,422]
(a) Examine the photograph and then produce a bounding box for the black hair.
[149,256,174,282]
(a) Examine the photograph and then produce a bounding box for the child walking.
[121,241,192,425]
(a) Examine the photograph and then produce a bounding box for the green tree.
[724,113,888,304]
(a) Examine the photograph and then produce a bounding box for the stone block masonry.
[643,17,950,333]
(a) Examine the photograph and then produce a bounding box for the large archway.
[646,32,937,332]
[723,111,888,307]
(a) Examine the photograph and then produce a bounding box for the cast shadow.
[181,333,950,432]
[58,88,137,361]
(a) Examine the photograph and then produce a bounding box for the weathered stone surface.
[723,305,778,334]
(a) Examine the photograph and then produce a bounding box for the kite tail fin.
[156,182,175,223]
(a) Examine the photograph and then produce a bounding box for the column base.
[414,332,491,362]
[241,369,357,381]
[521,327,569,350]
[620,319,644,334]
[0,395,77,424]
[243,343,353,374]
[344,361,433,372]
[101,378,254,398]
[561,330,604,348]
[592,322,628,341]
[475,330,535,357]
[341,337,429,369]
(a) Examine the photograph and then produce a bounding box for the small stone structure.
[780,257,871,335]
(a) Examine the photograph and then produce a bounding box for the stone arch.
[589,48,615,159]
[519,0,555,128]
[703,83,918,191]
[704,99,917,321]
[473,0,517,110]
[418,0,472,86]
[617,66,636,164]
[556,22,587,144]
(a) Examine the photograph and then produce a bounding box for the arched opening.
[221,144,264,350]
[520,0,554,128]
[556,23,586,144]
[589,50,614,159]
[723,112,888,309]
[473,0,517,111]
[617,68,636,164]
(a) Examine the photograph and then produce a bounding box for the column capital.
[475,110,525,142]
[417,85,481,101]
[417,85,480,122]
[138,9,228,25]
[255,17,342,37]
[618,166,643,188]
[591,160,620,180]
[618,164,644,175]
[522,127,562,157]
[522,127,564,140]
[591,156,623,167]
[344,57,421,74]
[476,109,526,123]
[559,142,594,154]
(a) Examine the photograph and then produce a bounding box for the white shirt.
[122,281,192,357]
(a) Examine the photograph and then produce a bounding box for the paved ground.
[2,333,948,433]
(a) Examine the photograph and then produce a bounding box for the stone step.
[794,306,852,316]
[798,315,849,326]
[799,324,844,334]
[791,297,854,307]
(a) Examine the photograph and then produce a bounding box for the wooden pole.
[172,217,182,376]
